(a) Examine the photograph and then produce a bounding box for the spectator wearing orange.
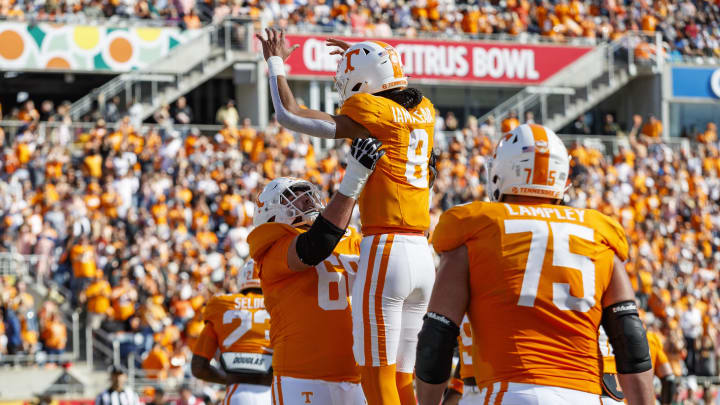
[110,277,138,324]
[80,272,112,329]
[41,312,67,356]
[501,111,520,133]
[70,235,98,295]
[641,115,663,138]
[143,342,171,380]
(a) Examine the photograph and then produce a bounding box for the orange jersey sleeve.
[249,222,360,383]
[435,201,628,395]
[341,93,435,235]
[598,325,617,374]
[192,323,219,359]
[457,315,474,380]
[248,223,300,283]
[647,331,669,369]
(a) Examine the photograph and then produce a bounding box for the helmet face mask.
[487,124,570,203]
[254,178,324,227]
[334,41,408,105]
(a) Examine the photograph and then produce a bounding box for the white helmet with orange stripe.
[253,177,324,227]
[487,124,570,202]
[238,259,261,291]
[334,41,408,105]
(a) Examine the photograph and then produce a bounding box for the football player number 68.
[316,254,358,311]
[504,220,596,313]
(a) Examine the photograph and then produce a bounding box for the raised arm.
[256,28,369,140]
[287,138,385,271]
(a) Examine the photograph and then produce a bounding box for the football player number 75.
[504,220,596,313]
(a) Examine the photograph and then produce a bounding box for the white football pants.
[271,375,366,405]
[351,233,435,372]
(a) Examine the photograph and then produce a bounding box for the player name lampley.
[504,203,586,222]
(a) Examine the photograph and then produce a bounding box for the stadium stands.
[1,1,720,402]
[1,0,718,57]
[1,97,719,400]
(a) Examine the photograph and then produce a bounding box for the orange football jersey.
[248,222,362,382]
[192,293,271,372]
[433,201,629,395]
[458,315,474,379]
[340,93,435,235]
[601,329,668,375]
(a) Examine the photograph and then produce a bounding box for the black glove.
[350,137,385,170]
[429,149,438,188]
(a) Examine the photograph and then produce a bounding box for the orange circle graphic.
[0,30,24,60]
[46,57,71,69]
[109,37,133,63]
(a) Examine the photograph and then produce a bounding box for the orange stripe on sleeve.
[374,234,395,365]
[529,124,550,186]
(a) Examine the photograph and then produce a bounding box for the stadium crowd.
[1,0,719,57]
[0,93,719,403]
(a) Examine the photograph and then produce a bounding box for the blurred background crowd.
[0,92,719,402]
[0,0,718,58]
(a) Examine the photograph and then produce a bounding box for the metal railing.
[477,31,664,134]
[0,252,80,365]
[557,134,691,156]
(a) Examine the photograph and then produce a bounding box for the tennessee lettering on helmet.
[488,124,570,202]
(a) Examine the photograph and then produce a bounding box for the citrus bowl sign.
[283,34,593,85]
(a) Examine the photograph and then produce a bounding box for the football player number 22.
[405,129,430,188]
[504,220,595,312]
[222,308,270,348]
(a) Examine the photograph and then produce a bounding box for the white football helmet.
[334,41,408,105]
[238,259,260,291]
[253,177,324,227]
[487,124,570,202]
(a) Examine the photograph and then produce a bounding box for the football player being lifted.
[257,29,436,405]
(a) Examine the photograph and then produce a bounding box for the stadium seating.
[1,99,719,399]
[1,0,718,57]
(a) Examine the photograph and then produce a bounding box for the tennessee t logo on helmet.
[334,41,408,105]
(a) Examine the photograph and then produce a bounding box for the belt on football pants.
[463,377,477,386]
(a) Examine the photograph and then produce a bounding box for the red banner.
[282,34,593,85]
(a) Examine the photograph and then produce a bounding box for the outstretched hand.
[256,28,299,61]
[326,38,351,56]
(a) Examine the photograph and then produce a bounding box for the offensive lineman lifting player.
[257,29,437,405]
